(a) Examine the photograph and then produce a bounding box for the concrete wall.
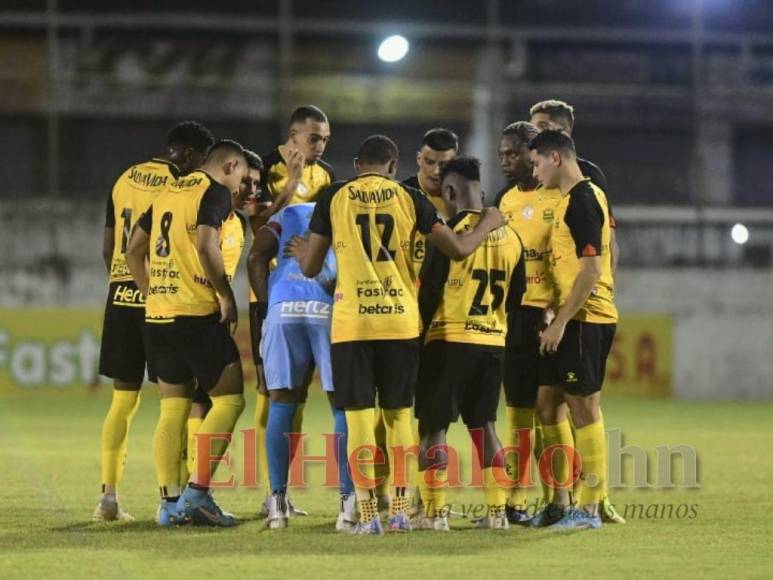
[616,270,773,399]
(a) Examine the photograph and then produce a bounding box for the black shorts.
[415,341,503,431]
[98,281,156,384]
[331,339,420,410]
[503,306,559,407]
[541,320,616,396]
[249,302,262,366]
[143,314,241,392]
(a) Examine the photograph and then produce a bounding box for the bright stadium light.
[730,223,749,245]
[378,35,409,63]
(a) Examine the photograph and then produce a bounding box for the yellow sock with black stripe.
[505,406,534,510]
[154,397,190,498]
[383,407,414,514]
[346,408,378,522]
[541,420,573,502]
[575,418,607,512]
[373,410,391,502]
[255,392,270,497]
[192,394,245,487]
[483,467,507,516]
[101,389,141,492]
[184,417,204,482]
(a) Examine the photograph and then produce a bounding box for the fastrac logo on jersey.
[0,328,101,388]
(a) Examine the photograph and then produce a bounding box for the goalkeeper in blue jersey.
[248,202,356,531]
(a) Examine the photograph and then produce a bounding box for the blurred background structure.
[0,0,771,397]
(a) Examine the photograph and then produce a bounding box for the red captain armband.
[267,221,282,235]
[582,244,599,257]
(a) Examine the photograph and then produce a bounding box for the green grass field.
[0,387,771,579]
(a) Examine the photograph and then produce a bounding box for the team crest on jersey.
[522,205,534,220]
[295,182,309,197]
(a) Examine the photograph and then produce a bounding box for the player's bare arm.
[102,227,114,274]
[426,207,506,260]
[196,224,237,332]
[247,226,279,305]
[125,225,150,297]
[286,232,330,278]
[539,255,602,354]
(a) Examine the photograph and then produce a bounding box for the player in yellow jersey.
[415,156,525,531]
[181,150,263,484]
[494,121,562,525]
[252,106,334,517]
[261,105,334,211]
[94,121,214,522]
[529,99,625,524]
[529,130,617,530]
[288,135,506,535]
[126,140,248,527]
[402,128,459,269]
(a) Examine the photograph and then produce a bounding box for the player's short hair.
[206,138,247,162]
[167,121,215,153]
[357,135,399,165]
[528,129,576,157]
[501,121,539,146]
[529,99,575,131]
[289,105,329,127]
[439,155,480,184]
[421,128,459,152]
[244,149,264,172]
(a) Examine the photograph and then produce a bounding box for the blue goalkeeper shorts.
[261,300,333,392]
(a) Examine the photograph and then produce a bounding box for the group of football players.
[94,98,623,534]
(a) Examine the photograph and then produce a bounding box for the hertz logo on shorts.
[112,283,145,307]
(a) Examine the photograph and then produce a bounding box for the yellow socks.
[373,410,391,501]
[255,392,270,497]
[483,467,507,515]
[346,408,378,522]
[505,406,535,510]
[153,397,191,497]
[541,420,574,502]
[419,467,448,517]
[101,389,141,492]
[191,394,245,486]
[183,417,204,483]
[575,419,607,510]
[383,407,415,513]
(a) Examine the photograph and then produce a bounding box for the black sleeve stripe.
[318,159,335,181]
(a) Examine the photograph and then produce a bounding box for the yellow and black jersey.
[105,158,179,284]
[260,146,335,206]
[137,170,232,323]
[401,174,448,273]
[495,183,562,309]
[419,210,525,348]
[578,157,616,227]
[221,211,247,282]
[550,179,617,324]
[309,173,444,343]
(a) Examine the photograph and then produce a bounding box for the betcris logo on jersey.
[268,203,336,308]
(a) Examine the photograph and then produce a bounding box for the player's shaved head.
[289,105,329,127]
[357,135,399,165]
[440,155,483,216]
[422,128,459,153]
[203,139,249,193]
